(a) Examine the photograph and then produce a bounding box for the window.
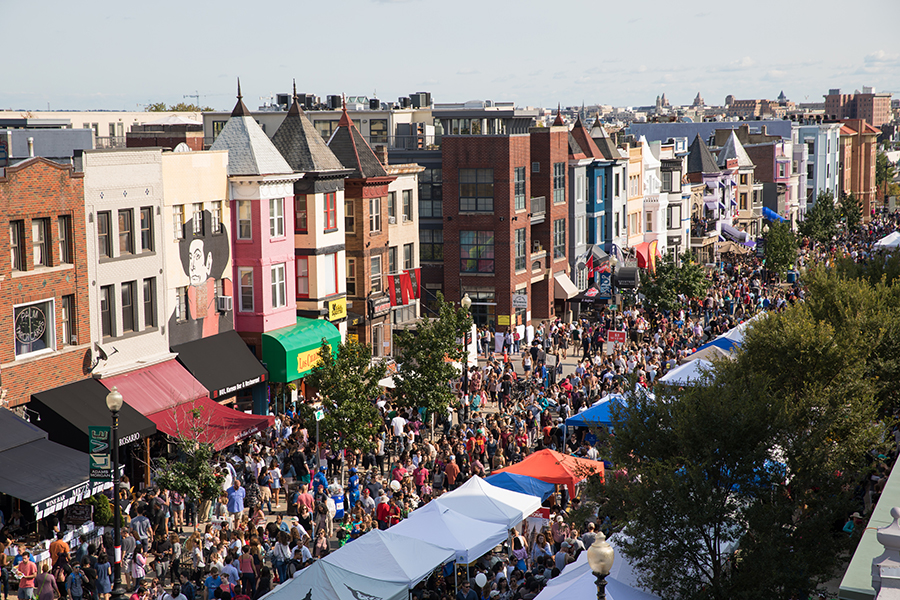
[237,201,252,239]
[296,257,309,298]
[238,268,254,312]
[553,219,566,259]
[370,255,383,293]
[347,258,357,296]
[419,168,443,218]
[661,171,672,192]
[460,231,495,273]
[143,278,156,328]
[532,162,540,173]
[388,246,398,274]
[778,162,787,178]
[135,207,152,253]
[402,190,413,222]
[192,203,204,236]
[392,304,417,325]
[323,193,337,231]
[461,289,496,328]
[369,197,382,232]
[403,243,414,270]
[740,192,749,211]
[211,201,223,234]
[61,295,74,345]
[121,281,136,333]
[212,120,227,139]
[388,192,397,222]
[322,253,337,296]
[58,216,72,264]
[667,204,682,230]
[420,229,443,262]
[370,119,388,144]
[514,167,526,210]
[740,174,748,185]
[345,200,355,234]
[514,228,526,271]
[553,162,565,204]
[100,285,114,337]
[513,287,527,326]
[315,120,340,140]
[294,196,307,234]
[175,285,188,322]
[118,210,134,255]
[14,300,55,357]
[173,205,185,240]
[645,212,653,233]
[271,264,286,308]
[10,220,24,271]
[614,212,620,237]
[98,211,111,258]
[32,218,49,267]
[615,173,621,195]
[269,198,284,237]
[575,217,585,245]
[459,169,494,212]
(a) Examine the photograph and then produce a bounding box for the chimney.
[375,145,389,167]
[27,137,34,158]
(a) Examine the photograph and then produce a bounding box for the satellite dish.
[173,142,191,152]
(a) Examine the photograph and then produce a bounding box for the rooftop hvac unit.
[370,98,380,110]
[399,97,411,109]
[327,95,342,109]
[276,93,290,107]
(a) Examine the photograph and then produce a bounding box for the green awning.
[262,317,342,383]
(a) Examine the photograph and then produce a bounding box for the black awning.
[172,330,268,399]
[615,267,641,289]
[0,408,113,519]
[30,378,157,450]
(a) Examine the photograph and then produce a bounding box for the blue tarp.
[762,206,787,222]
[484,472,556,502]
[566,395,625,428]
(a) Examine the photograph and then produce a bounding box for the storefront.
[261,317,342,401]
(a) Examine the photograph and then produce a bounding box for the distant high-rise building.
[824,87,892,127]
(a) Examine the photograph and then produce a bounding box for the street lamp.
[586,532,615,600]
[459,293,472,423]
[105,387,126,600]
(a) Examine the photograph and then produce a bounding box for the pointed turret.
[328,102,387,179]
[686,134,719,175]
[716,131,754,169]
[272,80,347,174]
[231,78,251,118]
[553,104,565,126]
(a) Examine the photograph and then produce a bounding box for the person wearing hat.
[551,515,569,553]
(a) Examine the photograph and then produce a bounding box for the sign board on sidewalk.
[314,410,325,422]
[512,294,528,309]
[607,330,627,344]
[89,426,111,484]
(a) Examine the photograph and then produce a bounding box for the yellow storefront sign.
[297,347,326,375]
[328,297,347,321]
[497,315,511,326]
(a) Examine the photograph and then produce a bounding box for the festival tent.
[321,528,454,587]
[566,395,625,428]
[390,501,509,564]
[492,449,604,496]
[658,359,713,385]
[875,231,900,249]
[535,545,659,600]
[434,475,542,529]
[261,560,408,600]
[484,472,556,502]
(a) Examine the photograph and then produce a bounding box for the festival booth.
[321,528,455,588]
[261,560,408,600]
[484,472,556,502]
[434,476,542,530]
[492,449,604,496]
[658,359,713,386]
[874,231,900,249]
[390,502,508,565]
[566,395,626,429]
[534,541,660,600]
[684,313,763,363]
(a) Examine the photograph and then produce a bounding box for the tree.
[145,102,214,112]
[798,190,838,243]
[153,406,224,504]
[393,293,473,417]
[639,254,709,312]
[839,191,862,232]
[302,339,387,454]
[763,220,796,277]
[146,102,168,112]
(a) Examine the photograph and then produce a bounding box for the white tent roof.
[261,560,408,600]
[143,114,203,126]
[321,528,454,588]
[434,475,542,529]
[536,542,660,600]
[875,231,900,248]
[390,501,509,564]
[658,359,712,385]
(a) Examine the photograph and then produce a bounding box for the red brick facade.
[0,158,91,407]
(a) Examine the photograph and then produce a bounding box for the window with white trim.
[271,263,286,308]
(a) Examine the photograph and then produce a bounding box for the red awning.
[492,449,604,496]
[146,397,275,451]
[100,360,209,414]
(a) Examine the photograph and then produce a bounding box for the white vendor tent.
[434,475,542,529]
[658,359,713,385]
[390,501,509,564]
[261,560,408,600]
[535,545,659,600]
[321,528,454,587]
[875,231,900,249]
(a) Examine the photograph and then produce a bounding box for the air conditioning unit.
[388,216,397,225]
[217,296,233,313]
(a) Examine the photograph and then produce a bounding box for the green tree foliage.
[839,192,863,232]
[877,151,896,189]
[591,268,891,599]
[303,339,386,454]
[83,493,114,526]
[146,102,214,112]
[153,407,224,503]
[798,190,839,243]
[763,220,797,277]
[639,254,709,312]
[393,293,473,417]
[146,102,168,112]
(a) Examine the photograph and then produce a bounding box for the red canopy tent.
[493,449,604,496]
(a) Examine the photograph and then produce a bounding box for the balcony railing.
[530,196,546,223]
[94,136,127,149]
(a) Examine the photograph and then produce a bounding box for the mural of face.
[188,238,213,285]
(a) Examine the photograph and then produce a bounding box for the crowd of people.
[4,211,900,600]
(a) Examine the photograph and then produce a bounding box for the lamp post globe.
[460,293,472,311]
[586,532,615,600]
[105,387,126,600]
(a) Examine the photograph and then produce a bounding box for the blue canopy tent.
[566,395,625,428]
[484,472,556,502]
[762,206,787,222]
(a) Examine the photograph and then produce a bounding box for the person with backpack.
[65,564,85,600]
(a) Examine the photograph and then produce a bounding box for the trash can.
[332,494,344,520]
[786,271,797,284]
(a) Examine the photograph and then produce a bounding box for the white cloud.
[715,57,755,72]
[456,68,480,76]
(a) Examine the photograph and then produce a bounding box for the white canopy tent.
[390,501,509,564]
[434,475,542,529]
[875,231,900,249]
[321,528,454,588]
[260,560,408,600]
[658,359,713,385]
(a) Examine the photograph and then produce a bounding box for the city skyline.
[3,0,899,112]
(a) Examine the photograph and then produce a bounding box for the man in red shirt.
[444,456,460,490]
[17,551,38,599]
[375,495,393,530]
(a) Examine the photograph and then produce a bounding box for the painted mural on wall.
[168,210,233,345]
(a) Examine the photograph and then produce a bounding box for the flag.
[648,240,658,274]
[586,254,594,277]
[410,268,421,299]
[400,271,413,305]
[387,275,398,306]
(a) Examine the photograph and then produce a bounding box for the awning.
[262,317,342,382]
[553,272,579,300]
[147,397,274,451]
[0,408,114,519]
[615,267,641,289]
[99,360,209,415]
[172,330,267,399]
[30,379,157,449]
[721,222,748,242]
[762,206,787,222]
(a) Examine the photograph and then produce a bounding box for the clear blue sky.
[3,0,899,112]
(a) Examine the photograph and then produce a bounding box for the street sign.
[315,409,325,422]
[89,426,112,484]
[607,330,627,344]
[512,294,528,309]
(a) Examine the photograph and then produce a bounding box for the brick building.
[825,87,892,128]
[839,119,880,218]
[0,158,90,407]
